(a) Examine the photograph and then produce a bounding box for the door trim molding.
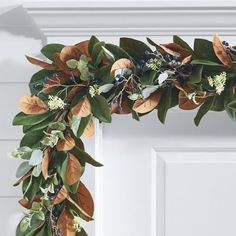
[23,1,236,37]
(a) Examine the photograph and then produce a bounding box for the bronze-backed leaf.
[111,99,131,114]
[133,92,161,114]
[182,55,192,64]
[179,91,205,110]
[13,171,32,186]
[66,153,81,186]
[82,118,95,138]
[57,208,76,236]
[77,182,94,220]
[42,149,51,180]
[57,133,75,151]
[25,55,58,70]
[66,86,84,103]
[110,58,134,76]
[159,43,191,58]
[71,96,91,117]
[42,72,69,94]
[53,186,68,205]
[213,35,233,68]
[19,96,48,115]
[75,40,90,58]
[60,45,81,62]
[18,198,32,209]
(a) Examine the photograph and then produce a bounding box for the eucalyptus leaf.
[16,161,32,178]
[99,84,114,93]
[32,164,42,177]
[29,149,43,166]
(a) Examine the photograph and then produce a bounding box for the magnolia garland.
[10,35,236,236]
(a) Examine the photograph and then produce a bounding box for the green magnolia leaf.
[95,64,114,85]
[70,146,103,167]
[194,39,220,62]
[194,96,215,126]
[210,94,225,111]
[173,35,194,55]
[225,94,236,121]
[20,129,45,148]
[13,112,54,126]
[157,87,172,124]
[88,35,99,56]
[71,115,81,137]
[32,164,42,177]
[16,161,32,178]
[104,43,130,60]
[102,46,115,62]
[23,113,56,133]
[120,37,152,59]
[89,95,112,123]
[41,43,65,61]
[189,65,203,84]
[77,115,92,138]
[91,41,106,67]
[29,149,43,166]
[29,69,55,95]
[191,59,222,66]
[140,70,157,85]
[24,175,42,202]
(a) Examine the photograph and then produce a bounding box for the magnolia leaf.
[82,118,95,138]
[173,35,194,55]
[19,96,48,115]
[41,43,65,61]
[75,40,90,58]
[57,208,76,236]
[89,95,111,123]
[13,112,53,126]
[20,129,45,148]
[66,154,81,186]
[71,97,91,118]
[18,198,32,209]
[76,115,91,138]
[42,149,51,180]
[133,91,161,114]
[25,55,59,70]
[105,43,130,60]
[98,84,114,93]
[16,161,32,178]
[102,46,115,62]
[77,182,94,219]
[53,186,68,205]
[140,70,156,85]
[179,91,205,110]
[88,36,99,56]
[13,171,32,186]
[120,37,152,59]
[213,34,233,68]
[194,96,215,126]
[110,58,134,76]
[70,146,103,167]
[57,133,75,151]
[59,45,81,62]
[189,65,203,84]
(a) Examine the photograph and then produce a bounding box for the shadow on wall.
[0,5,45,42]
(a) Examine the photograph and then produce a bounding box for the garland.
[11,35,236,236]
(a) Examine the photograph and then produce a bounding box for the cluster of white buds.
[89,85,101,97]
[48,95,67,110]
[146,58,163,71]
[208,72,227,95]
